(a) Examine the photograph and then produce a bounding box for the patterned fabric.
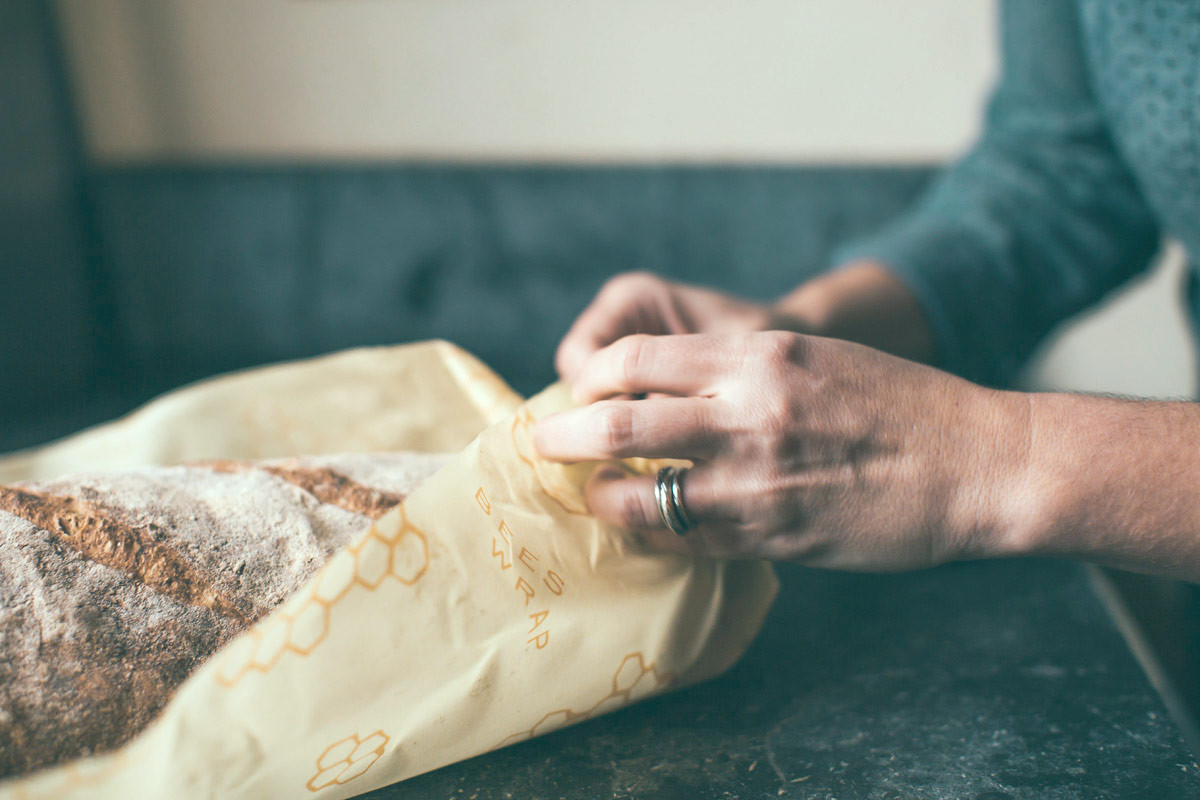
[838,0,1200,386]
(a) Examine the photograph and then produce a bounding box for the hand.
[535,332,1032,571]
[556,273,796,382]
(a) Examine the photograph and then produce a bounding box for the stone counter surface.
[366,559,1199,800]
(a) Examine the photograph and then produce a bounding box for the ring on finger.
[654,466,694,536]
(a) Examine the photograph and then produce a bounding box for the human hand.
[535,332,1032,571]
[555,273,798,382]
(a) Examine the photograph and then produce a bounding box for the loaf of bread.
[0,451,449,780]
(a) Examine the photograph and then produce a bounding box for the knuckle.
[594,403,635,456]
[753,331,802,371]
[617,334,654,389]
[687,405,716,443]
[740,333,805,423]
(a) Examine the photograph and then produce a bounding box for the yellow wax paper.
[0,341,777,799]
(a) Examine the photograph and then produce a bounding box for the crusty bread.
[0,452,449,779]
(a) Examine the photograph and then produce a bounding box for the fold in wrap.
[0,341,777,799]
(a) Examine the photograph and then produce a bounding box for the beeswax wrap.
[0,341,777,799]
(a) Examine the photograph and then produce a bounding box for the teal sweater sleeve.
[833,0,1160,386]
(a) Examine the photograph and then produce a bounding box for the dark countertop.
[366,559,1199,800]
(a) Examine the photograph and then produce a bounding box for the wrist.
[995,393,1144,564]
[961,391,1105,563]
[943,386,1041,562]
[930,381,1200,579]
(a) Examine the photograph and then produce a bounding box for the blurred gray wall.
[0,0,96,420]
[2,4,950,452]
[2,0,1193,455]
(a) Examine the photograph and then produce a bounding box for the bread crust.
[0,452,447,779]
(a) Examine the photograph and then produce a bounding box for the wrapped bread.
[0,343,776,799]
[0,452,448,778]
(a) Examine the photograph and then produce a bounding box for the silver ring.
[654,466,694,536]
[669,468,694,531]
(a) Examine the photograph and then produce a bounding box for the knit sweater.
[837,0,1199,386]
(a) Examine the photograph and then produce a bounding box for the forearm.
[771,261,937,364]
[992,393,1200,582]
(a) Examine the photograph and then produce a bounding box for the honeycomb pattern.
[215,505,428,687]
[306,730,389,792]
[495,652,674,749]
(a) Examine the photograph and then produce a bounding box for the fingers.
[534,397,725,463]
[555,274,671,380]
[571,334,736,404]
[555,313,628,384]
[584,463,737,537]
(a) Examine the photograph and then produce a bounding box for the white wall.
[54,0,1195,397]
[56,0,996,164]
[1021,246,1196,398]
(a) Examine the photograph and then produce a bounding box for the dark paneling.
[0,0,93,416]
[87,165,934,402]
